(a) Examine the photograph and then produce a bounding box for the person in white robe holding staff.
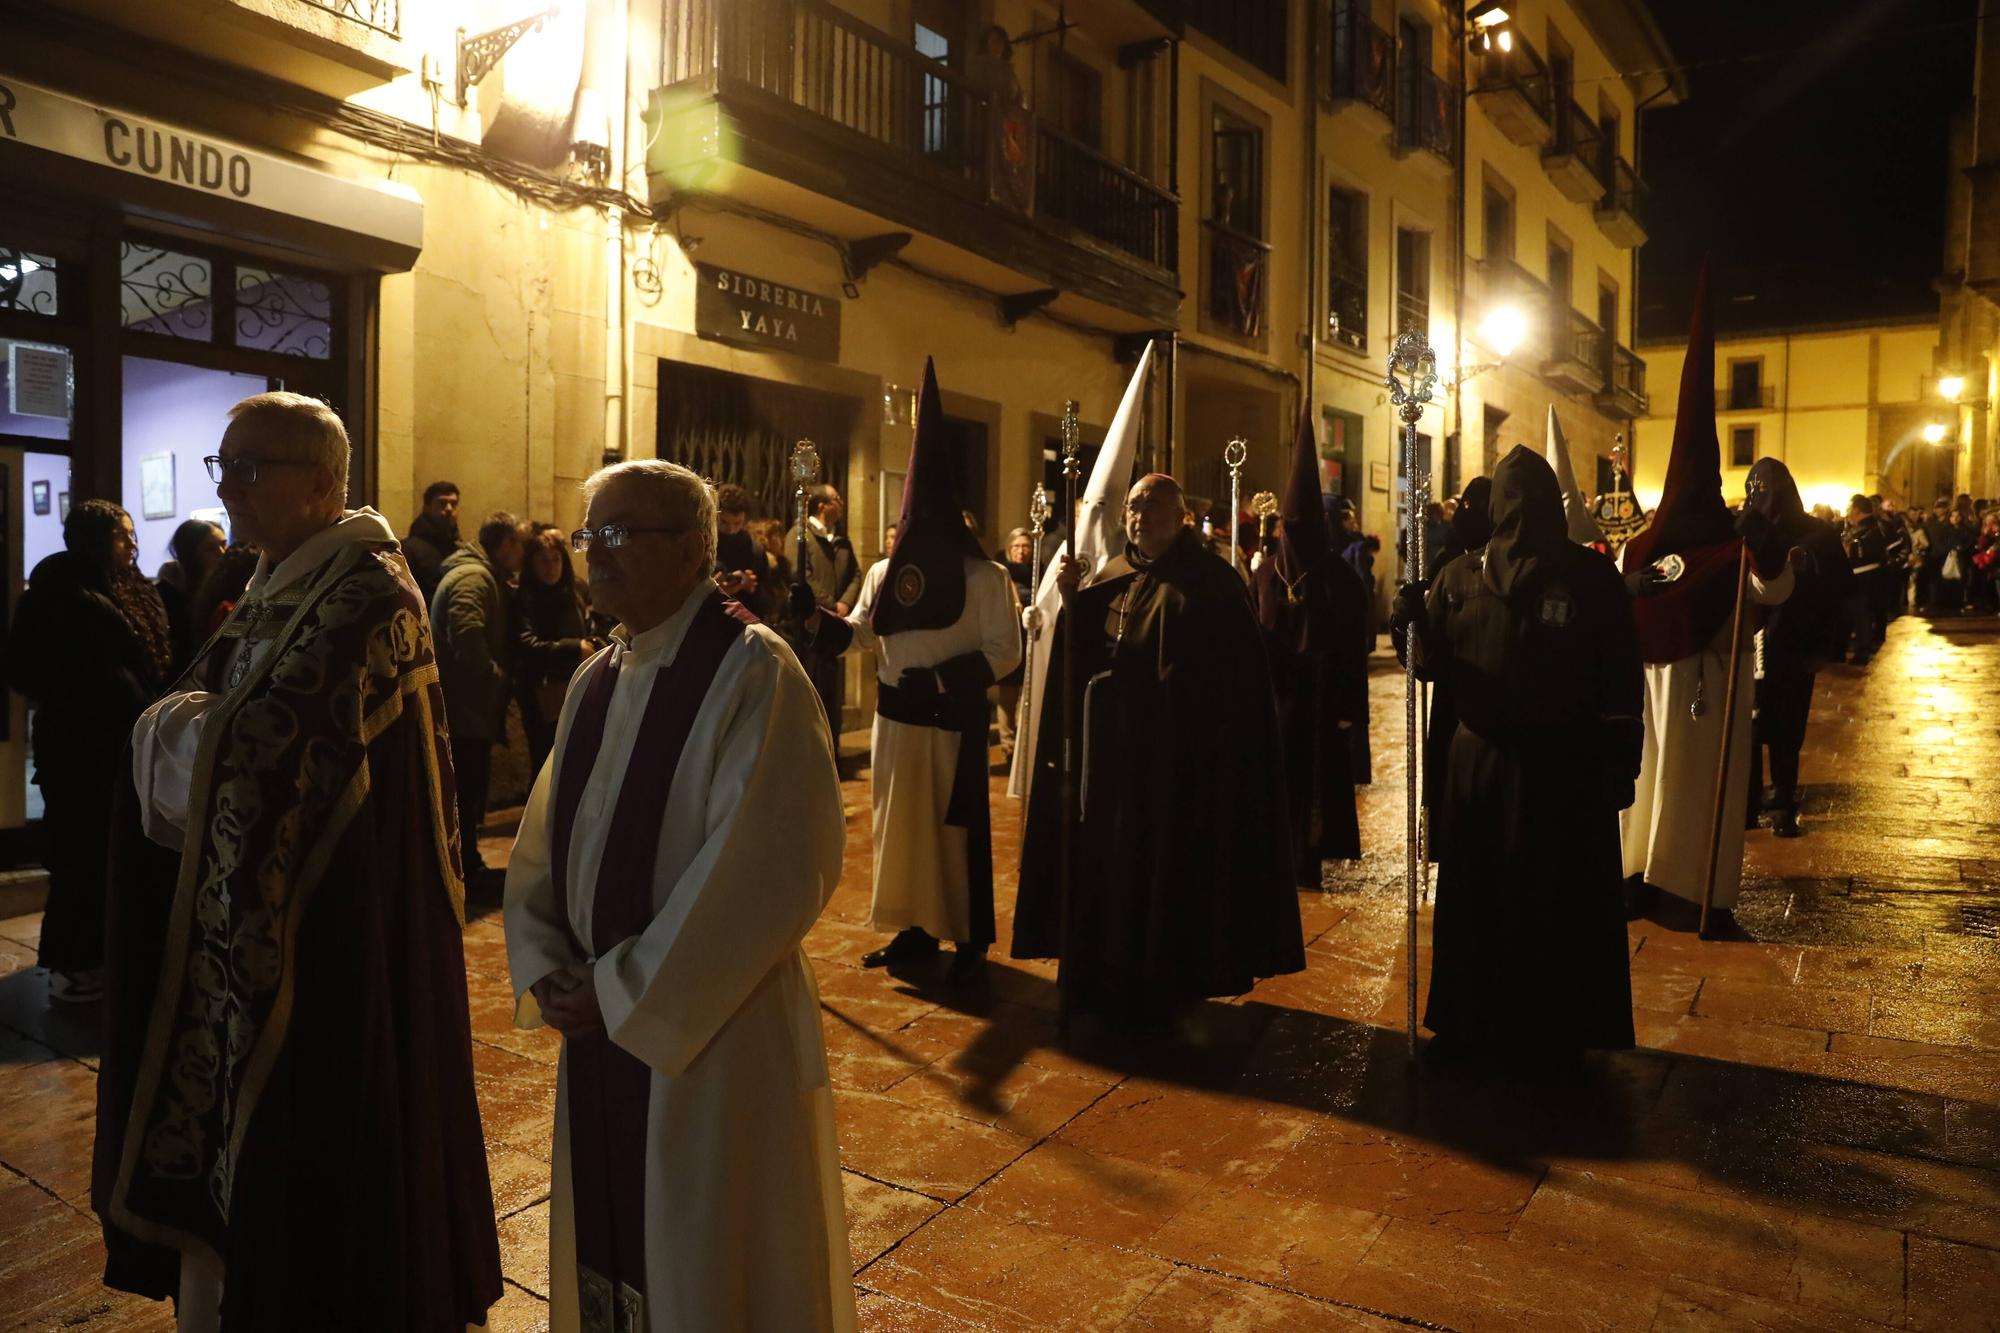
[504,459,855,1333]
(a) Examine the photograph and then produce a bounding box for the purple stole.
[548,593,755,1325]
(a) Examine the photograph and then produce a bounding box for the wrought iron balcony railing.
[1205,219,1270,339]
[659,0,1178,277]
[1329,8,1394,118]
[304,0,399,36]
[1397,65,1457,164]
[1600,342,1649,417]
[1036,124,1176,270]
[1327,258,1368,352]
[1395,286,1430,339]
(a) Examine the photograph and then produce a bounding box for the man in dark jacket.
[404,480,461,602]
[1743,459,1854,837]
[785,484,862,737]
[433,511,524,884]
[1842,494,1888,663]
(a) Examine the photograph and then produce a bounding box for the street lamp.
[1938,374,1966,402]
[1922,421,1948,445]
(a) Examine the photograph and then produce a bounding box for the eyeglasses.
[570,524,685,552]
[203,455,312,484]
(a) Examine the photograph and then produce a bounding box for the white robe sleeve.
[591,643,845,1078]
[130,691,220,851]
[503,762,579,1028]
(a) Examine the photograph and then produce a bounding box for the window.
[1396,17,1431,144]
[1728,359,1763,410]
[1043,47,1102,148]
[1599,101,1622,174]
[1483,184,1514,262]
[1396,226,1430,335]
[0,247,59,317]
[1482,404,1508,476]
[1210,108,1263,236]
[1730,425,1757,468]
[1183,0,1288,82]
[1327,186,1368,352]
[1323,407,1363,501]
[1547,233,1572,309]
[1598,278,1619,345]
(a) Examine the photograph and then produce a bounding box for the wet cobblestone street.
[1,613,1996,1330]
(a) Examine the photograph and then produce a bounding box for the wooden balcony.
[1544,305,1607,394]
[1596,156,1648,248]
[1543,100,1609,205]
[1596,343,1648,419]
[1472,37,1553,149]
[1203,219,1269,341]
[1327,8,1394,129]
[649,0,1181,327]
[1395,66,1458,177]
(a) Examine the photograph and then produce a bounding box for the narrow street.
[2,612,1996,1331]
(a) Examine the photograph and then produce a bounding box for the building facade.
[0,0,1675,847]
[1632,317,1945,515]
[1934,8,2000,505]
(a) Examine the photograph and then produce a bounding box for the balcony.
[1596,155,1648,247]
[1597,344,1648,419]
[1720,383,1777,411]
[1471,36,1553,149]
[1543,100,1609,205]
[1204,220,1269,340]
[1395,67,1458,176]
[1327,8,1394,128]
[1182,0,1288,82]
[1544,306,1607,394]
[649,0,1181,326]
[1327,260,1368,353]
[58,0,410,88]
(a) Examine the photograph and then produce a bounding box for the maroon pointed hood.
[1623,259,1745,663]
[871,359,987,634]
[1622,258,1736,568]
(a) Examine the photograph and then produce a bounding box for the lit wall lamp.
[1922,422,1949,445]
[1469,1,1512,51]
[1453,303,1528,384]
[458,5,563,107]
[1938,374,1966,402]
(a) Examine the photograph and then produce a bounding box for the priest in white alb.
[504,460,855,1333]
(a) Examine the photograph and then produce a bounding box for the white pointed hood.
[1008,342,1153,800]
[1547,406,1604,544]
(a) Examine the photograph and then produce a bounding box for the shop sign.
[695,263,840,362]
[0,74,421,252]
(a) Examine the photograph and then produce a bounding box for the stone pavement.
[0,611,1996,1331]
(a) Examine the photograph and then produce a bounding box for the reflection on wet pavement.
[0,614,1994,1330]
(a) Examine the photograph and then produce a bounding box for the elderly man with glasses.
[506,460,856,1333]
[107,392,503,1329]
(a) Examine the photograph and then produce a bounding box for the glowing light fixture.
[1922,422,1948,445]
[1497,29,1514,51]
[1938,374,1966,401]
[1478,304,1528,360]
[1468,1,1511,24]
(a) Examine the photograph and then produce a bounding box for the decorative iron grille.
[120,241,215,343]
[236,267,334,359]
[303,0,400,36]
[0,248,59,316]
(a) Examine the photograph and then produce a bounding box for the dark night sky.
[1636,0,1980,340]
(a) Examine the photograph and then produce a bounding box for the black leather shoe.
[861,928,937,969]
[1772,809,1802,839]
[943,944,987,985]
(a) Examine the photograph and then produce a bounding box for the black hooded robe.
[1744,459,1856,816]
[1408,447,1642,1055]
[1013,529,1304,1012]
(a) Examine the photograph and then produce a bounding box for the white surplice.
[841,557,1020,941]
[1620,561,1794,909]
[504,583,855,1333]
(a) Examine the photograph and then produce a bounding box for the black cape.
[1251,550,1367,879]
[1408,447,1642,1054]
[1012,528,1304,1009]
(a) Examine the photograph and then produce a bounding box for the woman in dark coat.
[4,499,173,1002]
[1397,446,1642,1064]
[510,526,594,779]
[154,518,226,667]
